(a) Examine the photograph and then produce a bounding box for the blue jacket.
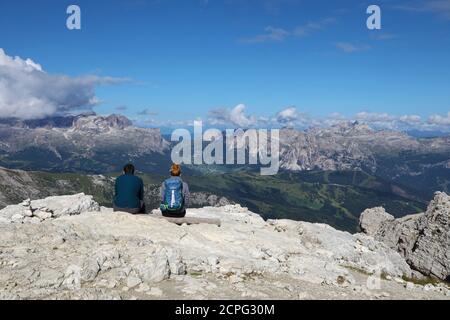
[114,174,144,209]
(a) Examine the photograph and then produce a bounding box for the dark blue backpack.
[162,178,184,211]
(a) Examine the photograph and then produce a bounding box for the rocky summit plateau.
[0,193,449,300]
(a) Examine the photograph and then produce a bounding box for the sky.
[0,0,450,131]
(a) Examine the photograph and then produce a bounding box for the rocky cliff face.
[279,122,450,172]
[360,192,450,281]
[0,194,448,300]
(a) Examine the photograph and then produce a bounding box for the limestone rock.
[405,282,415,291]
[23,217,41,224]
[19,199,31,207]
[0,195,448,300]
[11,214,24,224]
[147,287,163,297]
[126,276,142,288]
[0,193,100,224]
[34,210,52,221]
[0,205,32,220]
[359,192,450,281]
[132,247,171,283]
[359,207,394,235]
[407,192,450,281]
[30,193,100,218]
[0,216,10,224]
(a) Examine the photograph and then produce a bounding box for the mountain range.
[0,113,448,231]
[279,122,450,199]
[0,113,170,173]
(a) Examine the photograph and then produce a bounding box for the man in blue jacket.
[113,163,145,214]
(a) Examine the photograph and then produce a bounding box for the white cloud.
[239,26,289,44]
[239,17,335,44]
[276,106,299,123]
[355,112,396,122]
[0,48,127,120]
[272,109,449,133]
[392,0,450,19]
[427,0,450,18]
[293,18,336,37]
[399,114,422,124]
[319,112,347,126]
[134,102,450,134]
[206,105,450,133]
[350,112,428,131]
[326,112,346,120]
[341,112,449,132]
[335,42,371,53]
[428,112,450,125]
[208,104,257,128]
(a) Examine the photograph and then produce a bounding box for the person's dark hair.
[123,163,135,175]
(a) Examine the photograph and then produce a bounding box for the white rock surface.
[0,205,32,220]
[0,193,100,224]
[0,196,448,300]
[29,193,100,218]
[360,207,394,236]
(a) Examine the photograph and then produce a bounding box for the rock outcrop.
[360,207,395,235]
[0,193,100,224]
[360,192,450,281]
[189,193,233,208]
[1,194,448,300]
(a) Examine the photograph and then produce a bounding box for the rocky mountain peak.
[334,121,372,134]
[306,121,373,136]
[104,114,134,128]
[72,114,133,133]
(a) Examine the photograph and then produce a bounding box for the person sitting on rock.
[160,164,190,218]
[113,163,146,214]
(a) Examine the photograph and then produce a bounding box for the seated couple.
[113,163,190,217]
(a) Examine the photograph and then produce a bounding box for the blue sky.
[0,0,450,130]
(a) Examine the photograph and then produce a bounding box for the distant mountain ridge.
[278,122,450,198]
[0,113,448,200]
[0,112,97,129]
[0,113,170,173]
[1,114,448,172]
[279,121,450,172]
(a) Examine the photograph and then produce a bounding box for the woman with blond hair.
[160,164,190,218]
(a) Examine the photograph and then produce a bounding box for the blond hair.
[170,164,181,176]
